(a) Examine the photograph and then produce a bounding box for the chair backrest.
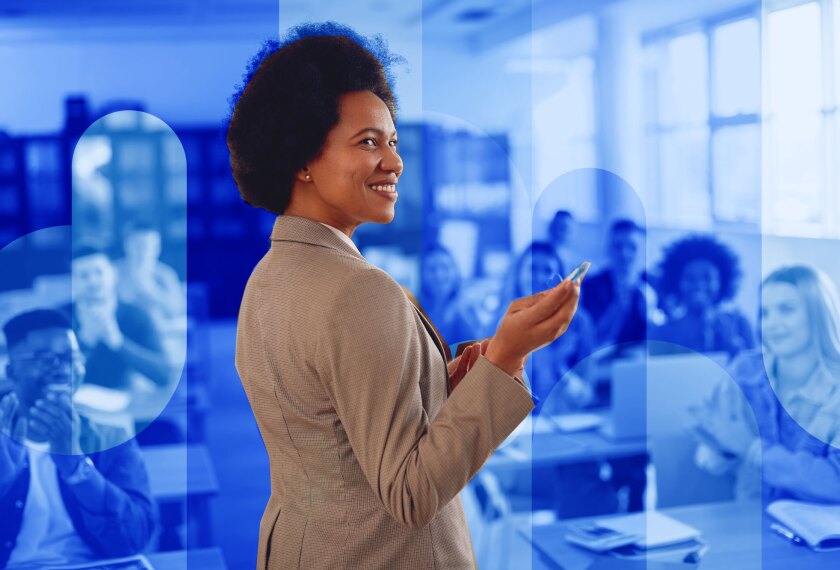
[610,343,743,508]
[644,345,738,508]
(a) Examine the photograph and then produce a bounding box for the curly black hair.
[226,22,404,214]
[655,234,742,304]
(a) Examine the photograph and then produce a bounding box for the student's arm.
[59,442,157,557]
[761,441,840,502]
[314,268,535,530]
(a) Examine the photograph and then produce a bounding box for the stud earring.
[305,174,311,180]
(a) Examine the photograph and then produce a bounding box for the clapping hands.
[0,392,27,491]
[76,298,124,349]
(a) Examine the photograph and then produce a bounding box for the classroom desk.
[140,444,219,500]
[146,548,227,570]
[521,500,840,570]
[140,444,219,547]
[483,414,648,473]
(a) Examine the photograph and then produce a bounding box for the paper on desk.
[73,384,130,412]
[553,413,604,432]
[29,554,153,569]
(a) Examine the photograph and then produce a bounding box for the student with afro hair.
[651,235,754,356]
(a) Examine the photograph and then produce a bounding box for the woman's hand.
[485,279,582,378]
[447,338,492,392]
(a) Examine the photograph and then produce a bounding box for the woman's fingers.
[538,285,580,339]
[509,280,572,312]
[467,343,480,369]
[479,337,492,356]
[456,347,471,379]
[529,281,576,324]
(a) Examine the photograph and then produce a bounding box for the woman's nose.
[380,148,403,177]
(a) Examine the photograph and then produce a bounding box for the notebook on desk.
[596,511,702,549]
[767,500,840,551]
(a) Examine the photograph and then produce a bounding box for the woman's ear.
[295,167,313,183]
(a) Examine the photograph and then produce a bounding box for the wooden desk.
[521,501,840,570]
[146,548,226,570]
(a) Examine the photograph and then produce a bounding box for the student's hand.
[0,392,27,491]
[27,389,82,457]
[688,404,754,457]
[486,279,582,378]
[77,298,124,350]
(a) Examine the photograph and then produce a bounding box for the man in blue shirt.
[0,309,156,567]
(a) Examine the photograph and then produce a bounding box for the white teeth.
[370,184,396,193]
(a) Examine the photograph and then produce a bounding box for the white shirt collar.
[318,222,360,254]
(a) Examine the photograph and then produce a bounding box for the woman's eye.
[389,140,398,148]
[360,138,376,147]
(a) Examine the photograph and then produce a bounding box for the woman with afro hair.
[651,235,754,356]
[227,23,583,569]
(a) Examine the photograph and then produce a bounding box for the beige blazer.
[235,215,535,569]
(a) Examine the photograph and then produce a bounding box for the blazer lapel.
[400,286,452,363]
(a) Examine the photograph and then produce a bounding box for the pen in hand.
[545,261,591,289]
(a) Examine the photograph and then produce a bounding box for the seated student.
[491,241,597,406]
[651,235,754,357]
[64,245,171,389]
[116,221,185,329]
[548,210,578,279]
[489,242,620,518]
[418,244,478,347]
[581,219,648,349]
[692,266,840,502]
[0,309,156,567]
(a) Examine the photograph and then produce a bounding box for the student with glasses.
[0,309,156,568]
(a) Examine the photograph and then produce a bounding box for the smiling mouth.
[368,184,397,193]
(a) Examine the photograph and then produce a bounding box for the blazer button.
[15,500,23,508]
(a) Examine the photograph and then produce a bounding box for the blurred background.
[1,0,839,568]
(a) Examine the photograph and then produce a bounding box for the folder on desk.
[767,500,840,551]
[596,511,701,549]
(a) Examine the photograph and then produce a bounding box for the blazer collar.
[270,215,452,368]
[270,215,365,262]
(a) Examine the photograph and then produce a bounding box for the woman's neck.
[775,344,821,388]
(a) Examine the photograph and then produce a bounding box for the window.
[645,14,760,229]
[644,1,840,237]
[764,0,833,236]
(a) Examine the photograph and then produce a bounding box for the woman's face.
[518,251,560,295]
[423,251,458,300]
[679,259,721,312]
[761,282,812,358]
[299,90,403,235]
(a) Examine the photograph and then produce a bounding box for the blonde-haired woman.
[692,265,840,502]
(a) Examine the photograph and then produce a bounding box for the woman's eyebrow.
[349,127,398,139]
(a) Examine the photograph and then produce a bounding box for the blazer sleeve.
[315,267,535,530]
